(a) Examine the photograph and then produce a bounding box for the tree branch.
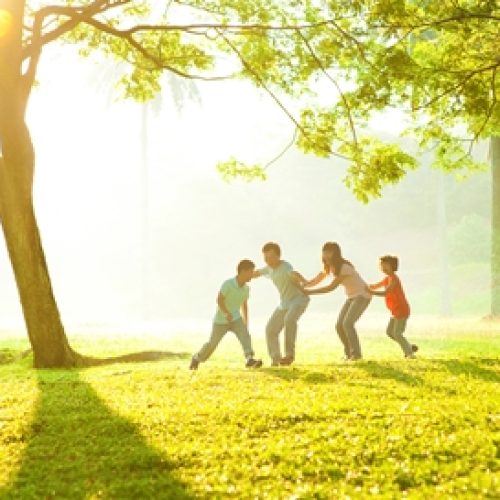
[122,19,352,35]
[82,17,234,81]
[296,29,358,148]
[263,127,298,170]
[218,30,351,162]
[412,62,500,111]
[22,1,130,60]
[372,12,500,30]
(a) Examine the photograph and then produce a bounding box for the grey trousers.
[196,318,254,362]
[386,317,412,356]
[266,296,309,362]
[336,296,371,359]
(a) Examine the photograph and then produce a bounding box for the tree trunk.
[0,1,79,367]
[0,176,78,367]
[492,136,500,317]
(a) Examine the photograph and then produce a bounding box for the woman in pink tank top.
[304,242,371,361]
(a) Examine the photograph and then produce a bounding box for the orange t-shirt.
[382,275,410,319]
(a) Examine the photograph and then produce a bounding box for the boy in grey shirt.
[254,242,310,366]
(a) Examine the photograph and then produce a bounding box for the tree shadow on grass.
[430,358,500,383]
[260,367,336,385]
[261,363,425,387]
[355,361,425,386]
[84,350,190,366]
[0,371,193,499]
[16,349,190,368]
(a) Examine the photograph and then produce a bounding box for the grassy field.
[0,318,499,499]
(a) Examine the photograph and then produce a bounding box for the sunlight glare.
[0,9,12,38]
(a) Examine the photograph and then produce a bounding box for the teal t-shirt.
[259,260,307,309]
[213,277,250,324]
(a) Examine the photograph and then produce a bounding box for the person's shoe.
[189,356,200,370]
[411,344,419,353]
[279,356,294,366]
[246,358,263,368]
[341,355,350,362]
[270,359,280,367]
[406,353,417,359]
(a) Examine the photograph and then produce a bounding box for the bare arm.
[305,275,344,295]
[241,300,248,327]
[303,271,327,288]
[368,279,386,291]
[368,277,396,297]
[217,292,233,321]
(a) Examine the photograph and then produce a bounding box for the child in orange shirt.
[368,255,418,359]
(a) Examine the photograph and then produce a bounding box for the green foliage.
[217,157,267,182]
[22,1,499,200]
[341,138,418,202]
[0,331,499,498]
[66,23,212,101]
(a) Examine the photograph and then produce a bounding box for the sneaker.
[406,353,417,359]
[189,356,200,370]
[411,344,419,353]
[246,358,263,368]
[279,356,294,366]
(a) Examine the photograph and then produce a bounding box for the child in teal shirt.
[190,260,263,370]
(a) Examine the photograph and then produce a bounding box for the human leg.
[283,298,309,361]
[342,296,371,359]
[336,299,353,358]
[265,307,286,364]
[195,323,228,362]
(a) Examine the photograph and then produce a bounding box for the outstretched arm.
[369,279,386,290]
[253,266,269,278]
[305,275,344,295]
[368,277,396,297]
[303,271,327,288]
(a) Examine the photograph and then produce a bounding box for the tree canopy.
[17,0,500,202]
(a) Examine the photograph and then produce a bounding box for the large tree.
[0,1,498,367]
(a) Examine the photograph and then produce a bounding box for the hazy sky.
[0,9,491,332]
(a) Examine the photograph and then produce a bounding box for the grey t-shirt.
[258,260,307,309]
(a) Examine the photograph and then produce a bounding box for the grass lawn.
[0,318,498,499]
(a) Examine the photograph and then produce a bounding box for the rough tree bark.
[0,1,79,367]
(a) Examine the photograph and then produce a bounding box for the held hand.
[225,312,233,322]
[365,285,373,294]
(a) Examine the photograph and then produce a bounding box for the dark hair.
[322,242,352,276]
[380,255,399,271]
[237,259,255,274]
[262,242,281,257]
